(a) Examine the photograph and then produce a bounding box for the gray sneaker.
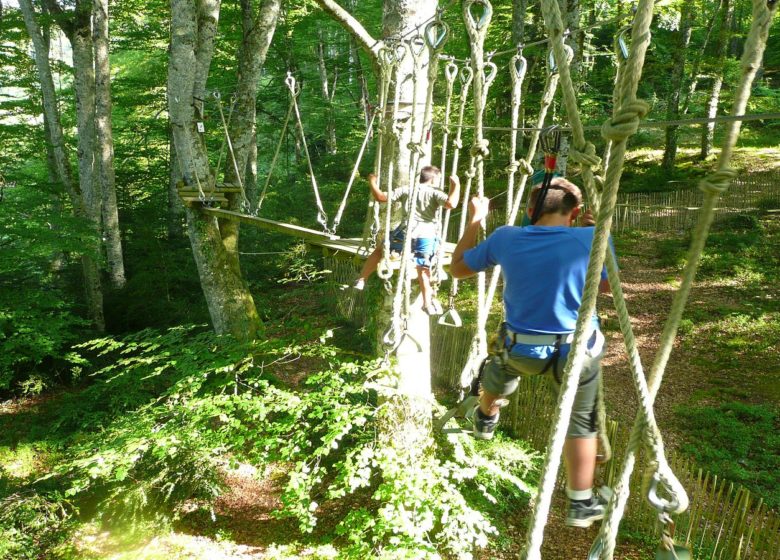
[466,405,499,440]
[566,495,607,528]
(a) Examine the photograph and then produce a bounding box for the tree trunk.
[701,0,733,159]
[512,0,527,45]
[169,0,262,342]
[168,130,185,238]
[317,29,338,154]
[661,2,694,171]
[93,0,126,289]
[71,2,105,330]
[681,0,722,116]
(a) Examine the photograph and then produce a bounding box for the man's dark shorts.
[389,226,439,269]
[481,332,605,438]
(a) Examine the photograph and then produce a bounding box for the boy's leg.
[356,243,383,288]
[564,436,597,491]
[417,266,433,309]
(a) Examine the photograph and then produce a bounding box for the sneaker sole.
[565,513,605,528]
[472,430,495,440]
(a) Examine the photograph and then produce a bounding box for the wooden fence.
[612,170,780,233]
[427,328,780,559]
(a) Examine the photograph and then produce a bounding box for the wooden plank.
[201,208,338,242]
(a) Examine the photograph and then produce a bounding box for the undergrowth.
[0,325,537,559]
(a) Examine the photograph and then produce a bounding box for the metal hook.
[512,52,528,82]
[616,25,632,60]
[647,472,681,514]
[547,44,574,74]
[424,18,450,51]
[484,60,499,89]
[465,0,493,32]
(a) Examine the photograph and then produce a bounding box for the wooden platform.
[201,207,456,266]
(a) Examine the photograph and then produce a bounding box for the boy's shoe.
[565,495,607,528]
[466,405,499,440]
[423,304,441,317]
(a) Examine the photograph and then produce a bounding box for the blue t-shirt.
[464,225,610,356]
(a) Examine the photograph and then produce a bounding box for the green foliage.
[0,493,73,559]
[276,241,330,285]
[676,402,780,508]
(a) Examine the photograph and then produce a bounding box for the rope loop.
[284,72,300,97]
[698,168,737,196]
[459,65,474,86]
[464,0,494,35]
[601,99,650,142]
[453,138,464,150]
[484,60,499,90]
[568,141,602,170]
[408,34,427,64]
[511,51,528,84]
[470,139,490,159]
[445,59,459,84]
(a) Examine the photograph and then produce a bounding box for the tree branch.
[313,0,380,64]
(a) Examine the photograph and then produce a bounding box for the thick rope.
[594,2,778,558]
[213,92,250,212]
[430,59,459,293]
[520,0,658,557]
[441,65,474,319]
[286,72,329,233]
[460,0,495,385]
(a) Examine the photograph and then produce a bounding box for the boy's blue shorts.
[388,226,439,269]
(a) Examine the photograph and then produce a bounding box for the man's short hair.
[420,165,441,185]
[529,177,583,216]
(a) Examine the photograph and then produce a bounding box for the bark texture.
[93,0,126,288]
[168,0,262,342]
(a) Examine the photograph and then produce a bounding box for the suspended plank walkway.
[201,207,456,267]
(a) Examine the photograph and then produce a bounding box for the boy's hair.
[420,165,441,185]
[529,177,583,216]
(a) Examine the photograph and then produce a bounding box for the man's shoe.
[466,405,499,440]
[566,496,607,528]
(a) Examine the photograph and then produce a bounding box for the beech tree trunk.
[168,0,262,342]
[701,0,733,159]
[682,1,722,116]
[21,0,105,331]
[661,2,694,171]
[512,0,526,45]
[168,132,185,238]
[93,0,126,289]
[315,0,438,459]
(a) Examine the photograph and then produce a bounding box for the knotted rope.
[593,1,778,558]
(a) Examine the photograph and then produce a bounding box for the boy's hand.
[581,208,595,226]
[469,196,490,224]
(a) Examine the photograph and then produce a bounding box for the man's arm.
[367,173,387,203]
[443,175,460,210]
[450,196,490,279]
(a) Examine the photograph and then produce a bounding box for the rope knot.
[698,169,737,196]
[505,158,533,176]
[470,139,490,159]
[568,141,601,169]
[407,141,426,156]
[453,139,464,150]
[464,167,477,180]
[601,100,650,143]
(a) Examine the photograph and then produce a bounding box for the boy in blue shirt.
[450,177,611,528]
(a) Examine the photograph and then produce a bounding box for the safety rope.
[385,19,449,351]
[213,91,251,213]
[505,48,527,222]
[592,2,778,558]
[257,97,294,214]
[438,64,474,327]
[285,72,330,233]
[456,0,495,389]
[430,58,458,297]
[520,0,661,557]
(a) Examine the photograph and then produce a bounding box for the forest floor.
[2,215,778,560]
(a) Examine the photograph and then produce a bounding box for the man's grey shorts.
[481,336,604,439]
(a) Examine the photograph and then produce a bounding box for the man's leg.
[356,243,383,288]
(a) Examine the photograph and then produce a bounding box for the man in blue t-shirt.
[450,177,611,528]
